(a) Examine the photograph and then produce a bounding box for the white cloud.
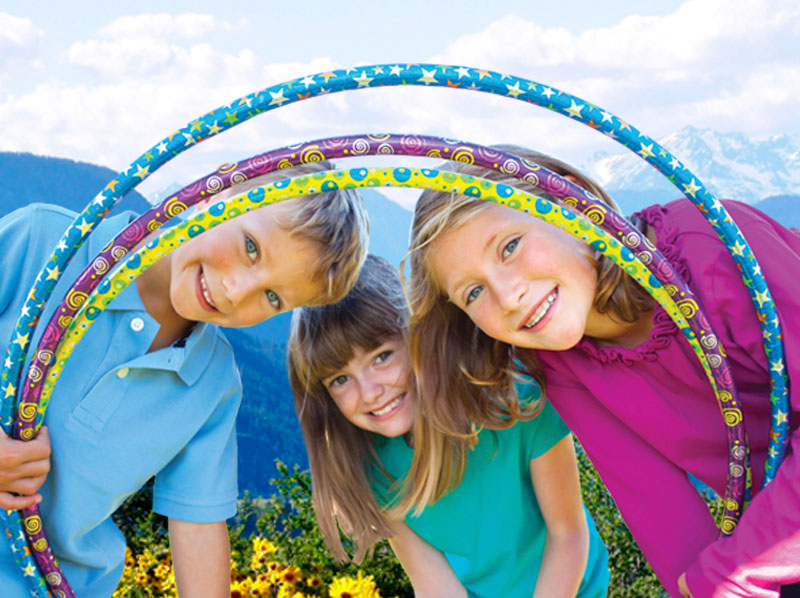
[68,13,244,79]
[0,13,43,80]
[425,0,799,154]
[96,13,234,41]
[2,2,798,203]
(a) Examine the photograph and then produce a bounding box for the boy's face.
[167,199,324,328]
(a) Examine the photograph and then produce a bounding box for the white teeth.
[200,273,217,309]
[524,290,557,329]
[372,395,403,417]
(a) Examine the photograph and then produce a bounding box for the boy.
[0,160,368,597]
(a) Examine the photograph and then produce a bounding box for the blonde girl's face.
[429,202,601,351]
[323,336,416,438]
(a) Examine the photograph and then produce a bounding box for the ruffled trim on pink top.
[575,204,691,366]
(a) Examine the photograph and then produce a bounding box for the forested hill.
[0,152,151,217]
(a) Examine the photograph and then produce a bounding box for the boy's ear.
[194,196,225,212]
[563,173,584,190]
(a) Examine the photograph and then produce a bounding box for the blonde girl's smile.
[429,202,605,351]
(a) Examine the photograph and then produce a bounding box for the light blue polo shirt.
[374,400,610,598]
[0,204,242,597]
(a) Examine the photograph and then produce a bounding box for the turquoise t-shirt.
[374,400,609,598]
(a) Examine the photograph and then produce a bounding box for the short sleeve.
[521,399,570,460]
[152,371,242,522]
[0,206,38,315]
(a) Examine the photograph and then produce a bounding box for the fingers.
[0,426,52,495]
[1,471,49,495]
[0,491,42,511]
[678,572,692,598]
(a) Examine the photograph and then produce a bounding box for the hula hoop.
[2,63,786,476]
[1,64,786,594]
[5,162,748,595]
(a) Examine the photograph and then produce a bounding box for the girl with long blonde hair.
[405,145,800,598]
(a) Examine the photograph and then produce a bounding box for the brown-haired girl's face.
[322,335,416,437]
[429,201,602,351]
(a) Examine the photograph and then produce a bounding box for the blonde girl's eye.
[266,289,281,310]
[502,237,519,259]
[466,285,484,306]
[245,236,258,261]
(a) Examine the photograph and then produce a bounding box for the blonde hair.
[287,255,408,561]
[216,160,369,306]
[399,145,653,513]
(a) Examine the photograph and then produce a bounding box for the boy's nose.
[221,271,260,305]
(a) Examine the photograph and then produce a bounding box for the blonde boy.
[0,160,367,597]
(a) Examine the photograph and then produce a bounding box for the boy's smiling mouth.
[522,288,558,330]
[197,268,219,312]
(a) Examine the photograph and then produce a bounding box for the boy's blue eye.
[502,238,519,259]
[466,285,483,305]
[266,289,281,310]
[245,237,258,260]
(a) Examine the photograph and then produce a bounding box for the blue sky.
[1,1,797,205]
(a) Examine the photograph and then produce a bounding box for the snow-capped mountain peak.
[585,126,800,205]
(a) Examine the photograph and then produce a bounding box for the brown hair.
[287,255,408,561]
[215,160,369,306]
[398,145,653,513]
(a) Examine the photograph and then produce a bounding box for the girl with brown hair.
[287,254,609,598]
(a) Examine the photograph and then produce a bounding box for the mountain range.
[1,134,796,496]
[584,126,799,223]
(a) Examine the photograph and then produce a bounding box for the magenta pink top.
[534,199,800,598]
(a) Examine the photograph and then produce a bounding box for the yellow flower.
[252,536,278,555]
[230,579,248,598]
[280,565,303,586]
[328,575,360,598]
[329,571,382,598]
[154,562,171,579]
[134,571,150,587]
[306,575,323,589]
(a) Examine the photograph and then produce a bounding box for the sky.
[1,0,798,207]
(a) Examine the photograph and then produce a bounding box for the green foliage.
[116,452,727,598]
[112,478,170,555]
[575,440,667,598]
[230,461,412,598]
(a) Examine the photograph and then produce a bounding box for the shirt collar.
[85,211,218,385]
[122,321,218,386]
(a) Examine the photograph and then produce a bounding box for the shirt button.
[116,367,129,379]
[130,317,145,332]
